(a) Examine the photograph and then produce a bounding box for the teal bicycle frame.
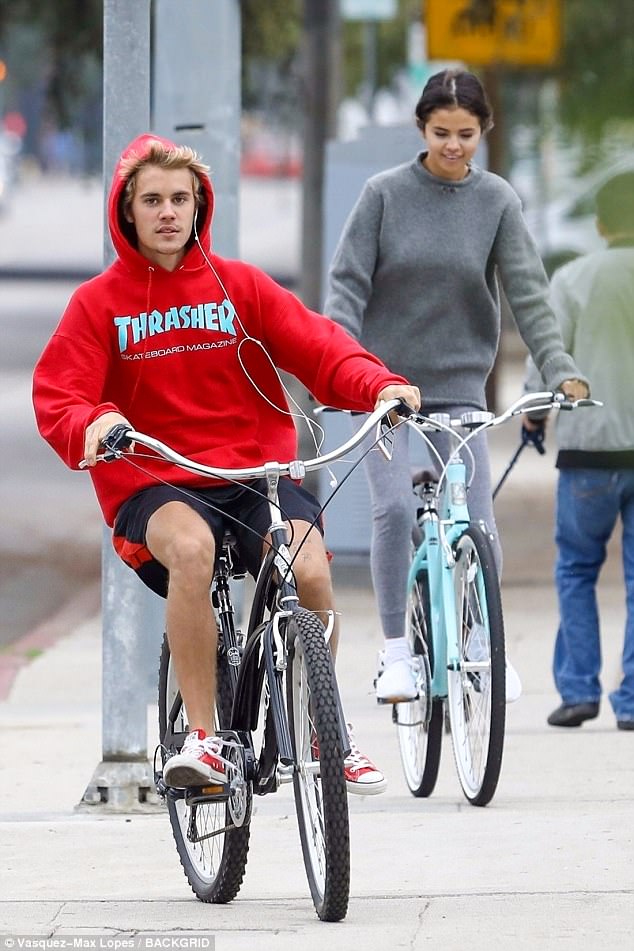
[407,454,472,696]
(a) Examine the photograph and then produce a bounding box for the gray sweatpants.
[357,409,501,639]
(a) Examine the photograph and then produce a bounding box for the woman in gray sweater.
[325,69,589,704]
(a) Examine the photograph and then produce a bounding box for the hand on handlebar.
[82,412,131,467]
[560,378,590,402]
[375,384,421,420]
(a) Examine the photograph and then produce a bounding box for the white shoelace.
[181,733,236,773]
[344,726,376,771]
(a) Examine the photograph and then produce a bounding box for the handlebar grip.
[103,423,134,454]
[395,400,415,419]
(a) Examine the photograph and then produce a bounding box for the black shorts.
[112,478,323,598]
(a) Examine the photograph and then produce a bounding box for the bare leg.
[146,501,217,734]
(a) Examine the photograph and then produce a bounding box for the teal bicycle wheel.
[396,531,443,798]
[447,524,506,806]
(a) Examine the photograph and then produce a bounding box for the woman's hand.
[560,378,590,401]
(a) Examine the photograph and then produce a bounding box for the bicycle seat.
[222,530,247,579]
[412,468,440,486]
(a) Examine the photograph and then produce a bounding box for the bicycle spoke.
[158,636,251,902]
[447,526,505,806]
[396,557,443,798]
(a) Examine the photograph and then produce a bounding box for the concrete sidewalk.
[1,570,632,949]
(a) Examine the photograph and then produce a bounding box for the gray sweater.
[525,245,634,465]
[325,153,585,410]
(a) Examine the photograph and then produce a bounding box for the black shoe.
[547,702,599,727]
[617,719,634,731]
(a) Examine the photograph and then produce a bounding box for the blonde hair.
[120,140,210,217]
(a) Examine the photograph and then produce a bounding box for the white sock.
[383,636,411,664]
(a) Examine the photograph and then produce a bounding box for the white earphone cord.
[194,222,328,462]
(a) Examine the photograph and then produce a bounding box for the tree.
[0,0,102,126]
[557,1,634,151]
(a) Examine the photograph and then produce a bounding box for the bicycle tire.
[396,554,444,798]
[446,524,506,806]
[286,609,350,922]
[158,635,252,902]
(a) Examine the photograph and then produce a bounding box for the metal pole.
[152,0,240,258]
[362,19,378,119]
[300,0,340,312]
[80,0,161,812]
[81,0,242,812]
[152,0,242,618]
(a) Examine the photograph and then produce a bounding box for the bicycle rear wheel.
[158,635,252,902]
[396,555,443,797]
[447,524,505,806]
[286,610,350,922]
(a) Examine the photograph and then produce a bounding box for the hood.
[106,132,215,272]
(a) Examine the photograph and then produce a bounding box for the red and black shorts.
[112,478,323,598]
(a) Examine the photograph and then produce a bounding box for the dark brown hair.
[415,69,493,133]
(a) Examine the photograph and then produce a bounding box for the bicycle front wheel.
[158,636,251,902]
[447,524,506,806]
[396,556,443,797]
[286,610,350,922]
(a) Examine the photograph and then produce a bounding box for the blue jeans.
[554,468,634,721]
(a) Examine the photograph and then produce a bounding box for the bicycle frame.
[408,454,473,697]
[405,391,597,693]
[223,462,348,790]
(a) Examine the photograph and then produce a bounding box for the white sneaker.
[505,659,522,703]
[376,655,418,704]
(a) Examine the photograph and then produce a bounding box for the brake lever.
[102,422,134,453]
[78,423,134,469]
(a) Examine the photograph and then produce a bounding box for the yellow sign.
[426,0,561,67]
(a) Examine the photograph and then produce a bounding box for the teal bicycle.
[393,391,600,806]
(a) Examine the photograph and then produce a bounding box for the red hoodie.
[32,133,407,526]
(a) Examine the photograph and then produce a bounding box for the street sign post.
[342,0,397,20]
[426,0,561,66]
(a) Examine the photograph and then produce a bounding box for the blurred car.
[524,156,634,275]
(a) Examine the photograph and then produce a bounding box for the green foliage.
[240,0,301,110]
[0,0,102,126]
[240,0,300,62]
[558,1,634,146]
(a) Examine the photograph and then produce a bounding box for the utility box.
[319,124,425,557]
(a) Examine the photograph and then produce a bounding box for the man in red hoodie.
[33,134,420,794]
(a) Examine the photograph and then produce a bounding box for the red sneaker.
[343,724,387,795]
[163,729,226,788]
[310,724,387,795]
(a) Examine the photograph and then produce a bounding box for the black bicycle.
[93,403,402,921]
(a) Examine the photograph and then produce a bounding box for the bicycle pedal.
[376,692,420,705]
[185,782,231,804]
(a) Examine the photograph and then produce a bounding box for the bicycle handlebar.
[405,391,602,434]
[80,392,600,480]
[79,398,406,478]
